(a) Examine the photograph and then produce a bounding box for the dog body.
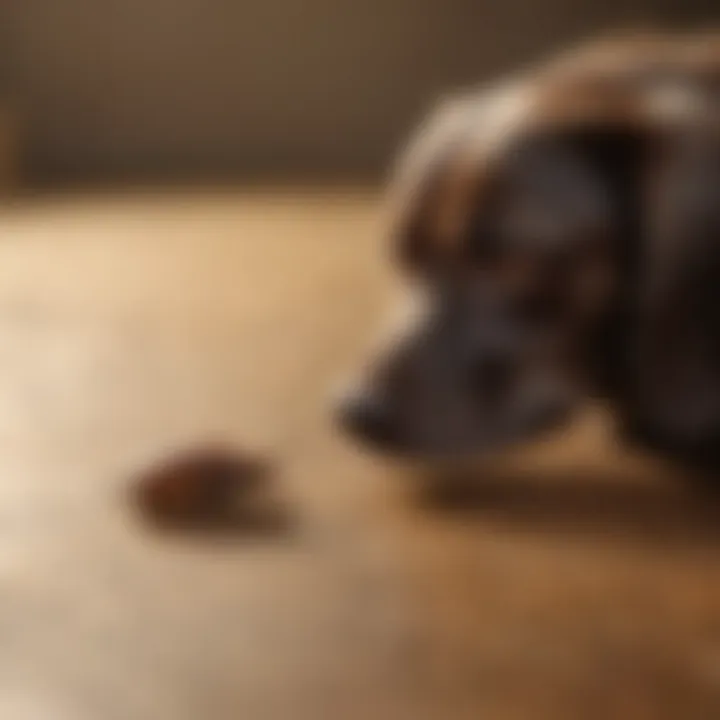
[337,32,720,473]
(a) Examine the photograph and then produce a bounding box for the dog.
[335,32,720,473]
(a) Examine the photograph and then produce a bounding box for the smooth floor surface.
[1,188,719,719]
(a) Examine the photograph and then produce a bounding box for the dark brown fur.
[338,32,720,475]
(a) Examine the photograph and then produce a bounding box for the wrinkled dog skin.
[336,31,720,471]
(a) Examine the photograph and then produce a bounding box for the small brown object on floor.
[131,445,281,532]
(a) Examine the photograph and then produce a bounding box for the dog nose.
[335,390,396,447]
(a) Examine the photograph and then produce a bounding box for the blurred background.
[0,0,716,187]
[2,3,720,720]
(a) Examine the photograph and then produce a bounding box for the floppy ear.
[387,93,484,268]
[626,122,720,464]
[390,81,529,269]
[552,120,652,398]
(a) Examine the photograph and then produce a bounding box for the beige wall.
[4,0,694,180]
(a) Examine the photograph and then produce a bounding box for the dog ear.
[549,119,652,398]
[625,122,720,464]
[389,82,529,270]
[387,93,481,269]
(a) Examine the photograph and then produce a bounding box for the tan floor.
[1,188,719,719]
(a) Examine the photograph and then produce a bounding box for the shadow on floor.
[416,466,720,549]
[131,498,300,544]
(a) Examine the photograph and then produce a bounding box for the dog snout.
[334,389,397,449]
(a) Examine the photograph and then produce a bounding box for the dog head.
[337,78,649,458]
[337,32,720,468]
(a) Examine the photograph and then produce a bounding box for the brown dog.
[336,32,720,471]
